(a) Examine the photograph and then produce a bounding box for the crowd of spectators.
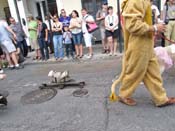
[1,1,173,78]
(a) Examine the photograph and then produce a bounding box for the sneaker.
[64,57,69,60]
[109,52,113,56]
[86,54,93,59]
[15,64,24,70]
[0,69,4,74]
[113,52,118,56]
[9,65,15,70]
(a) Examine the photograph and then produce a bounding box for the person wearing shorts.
[28,16,41,60]
[96,2,108,53]
[105,6,119,56]
[81,8,95,59]
[69,10,83,58]
[0,19,23,69]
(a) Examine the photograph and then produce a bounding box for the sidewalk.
[24,44,123,65]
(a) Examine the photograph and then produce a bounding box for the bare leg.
[89,46,93,55]
[10,52,18,65]
[107,36,113,55]
[79,44,83,57]
[5,53,13,66]
[113,38,118,55]
[75,45,79,56]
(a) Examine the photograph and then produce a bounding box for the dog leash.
[155,33,175,44]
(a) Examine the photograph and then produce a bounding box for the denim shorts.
[72,32,83,45]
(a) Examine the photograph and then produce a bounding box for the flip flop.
[119,97,137,106]
[157,97,175,107]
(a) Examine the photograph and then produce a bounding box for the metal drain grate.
[72,89,88,97]
[21,88,57,104]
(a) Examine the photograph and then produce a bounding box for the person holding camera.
[163,0,175,46]
[105,6,119,56]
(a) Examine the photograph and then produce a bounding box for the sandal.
[157,97,175,107]
[32,56,38,60]
[79,55,84,58]
[119,97,137,106]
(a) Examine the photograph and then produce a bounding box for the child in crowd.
[63,26,74,59]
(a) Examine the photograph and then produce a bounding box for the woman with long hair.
[52,15,64,61]
[69,10,83,58]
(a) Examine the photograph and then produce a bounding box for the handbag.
[86,22,99,33]
[85,15,98,33]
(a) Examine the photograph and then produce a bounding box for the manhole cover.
[72,89,88,97]
[21,88,57,104]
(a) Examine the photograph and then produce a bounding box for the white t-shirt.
[105,14,118,31]
[45,19,53,31]
[151,5,160,17]
[82,14,94,33]
[69,17,82,34]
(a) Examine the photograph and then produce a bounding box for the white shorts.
[0,40,16,53]
[83,33,92,47]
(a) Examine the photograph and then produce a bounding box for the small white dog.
[48,70,69,82]
[154,44,175,74]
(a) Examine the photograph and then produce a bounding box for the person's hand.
[101,16,105,19]
[45,37,48,42]
[13,34,17,40]
[155,23,166,33]
[111,29,114,32]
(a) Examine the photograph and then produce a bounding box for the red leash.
[155,33,175,44]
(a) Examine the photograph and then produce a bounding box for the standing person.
[52,15,64,61]
[0,51,6,80]
[105,6,119,56]
[9,17,28,57]
[36,16,49,61]
[59,9,71,28]
[0,19,23,69]
[110,0,175,107]
[0,46,4,73]
[45,15,54,54]
[81,8,95,59]
[151,0,160,24]
[96,2,108,54]
[63,26,74,59]
[163,0,175,46]
[69,10,83,58]
[28,16,41,60]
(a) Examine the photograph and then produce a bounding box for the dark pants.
[38,38,49,60]
[65,44,73,58]
[48,31,54,53]
[17,39,28,57]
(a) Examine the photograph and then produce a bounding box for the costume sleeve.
[122,0,150,35]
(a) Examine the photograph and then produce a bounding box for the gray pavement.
[0,45,175,131]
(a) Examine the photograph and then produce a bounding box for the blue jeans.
[38,38,49,60]
[17,39,28,57]
[53,35,64,58]
[72,32,83,45]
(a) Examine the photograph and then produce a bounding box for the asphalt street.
[0,54,175,131]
